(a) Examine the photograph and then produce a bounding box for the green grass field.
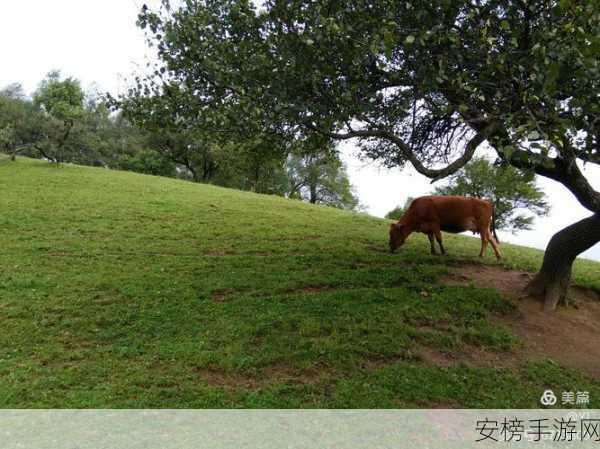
[1,155,599,408]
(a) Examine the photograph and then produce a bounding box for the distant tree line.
[0,71,360,210]
[0,72,165,172]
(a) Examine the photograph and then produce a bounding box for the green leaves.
[33,71,85,122]
[120,0,598,216]
[383,29,395,57]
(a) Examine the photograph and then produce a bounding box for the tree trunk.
[186,164,199,182]
[253,164,260,192]
[526,214,600,310]
[309,182,317,204]
[201,151,215,181]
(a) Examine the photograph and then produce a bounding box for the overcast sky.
[1,1,598,261]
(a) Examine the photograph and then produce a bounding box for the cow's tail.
[492,203,499,244]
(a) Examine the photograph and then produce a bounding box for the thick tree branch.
[306,121,497,182]
[10,143,37,161]
[288,180,307,197]
[497,146,600,213]
[575,149,600,165]
[33,144,57,163]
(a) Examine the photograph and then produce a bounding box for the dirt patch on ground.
[203,249,237,257]
[40,359,83,370]
[440,264,600,378]
[358,352,417,371]
[263,361,329,385]
[418,345,521,371]
[284,285,340,295]
[364,243,388,254]
[210,288,237,302]
[92,294,123,305]
[194,367,260,389]
[194,362,330,390]
[441,264,535,297]
[269,235,321,242]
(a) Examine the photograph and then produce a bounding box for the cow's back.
[406,196,491,233]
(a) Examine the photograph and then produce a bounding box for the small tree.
[434,158,549,232]
[31,71,85,163]
[143,129,218,183]
[117,149,177,177]
[212,137,289,195]
[385,197,414,220]
[284,135,360,210]
[286,151,359,210]
[0,88,48,161]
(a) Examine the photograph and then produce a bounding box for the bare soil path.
[440,264,600,378]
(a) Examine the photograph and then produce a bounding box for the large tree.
[434,157,550,231]
[129,0,599,310]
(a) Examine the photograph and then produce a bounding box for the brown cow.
[389,195,501,260]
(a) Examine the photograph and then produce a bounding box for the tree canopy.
[34,70,85,123]
[131,1,597,202]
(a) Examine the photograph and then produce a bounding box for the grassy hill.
[1,155,599,408]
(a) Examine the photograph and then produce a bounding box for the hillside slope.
[1,156,599,408]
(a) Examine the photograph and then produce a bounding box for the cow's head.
[389,222,409,253]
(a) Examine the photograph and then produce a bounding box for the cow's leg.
[427,233,437,255]
[487,229,502,260]
[479,231,488,257]
[433,228,445,255]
